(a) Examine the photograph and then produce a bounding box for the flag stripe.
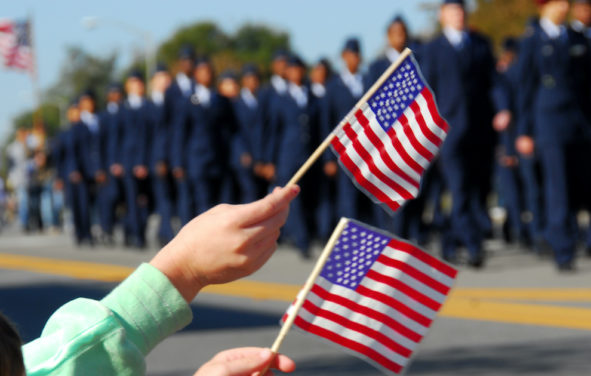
[365,269,441,311]
[409,100,444,148]
[376,254,450,296]
[388,239,458,278]
[382,247,456,287]
[302,299,413,358]
[316,277,429,337]
[419,89,449,134]
[331,136,401,212]
[386,121,429,170]
[354,109,420,188]
[309,283,423,344]
[360,104,425,176]
[397,113,435,161]
[294,313,405,374]
[356,284,432,327]
[404,103,440,153]
[342,122,415,200]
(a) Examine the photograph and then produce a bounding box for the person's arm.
[22,186,299,376]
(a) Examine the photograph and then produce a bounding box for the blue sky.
[0,0,439,143]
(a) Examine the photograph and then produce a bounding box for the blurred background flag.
[330,50,448,213]
[0,18,35,74]
[282,220,458,375]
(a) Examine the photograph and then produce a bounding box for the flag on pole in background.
[330,53,448,213]
[0,18,35,73]
[282,220,458,375]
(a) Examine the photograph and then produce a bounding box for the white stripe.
[383,247,455,287]
[362,105,429,169]
[337,132,406,203]
[361,105,422,182]
[349,119,419,196]
[415,93,447,141]
[316,277,429,335]
[402,105,439,155]
[297,307,410,368]
[368,262,447,306]
[305,290,420,350]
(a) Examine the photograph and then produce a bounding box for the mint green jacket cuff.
[23,263,193,376]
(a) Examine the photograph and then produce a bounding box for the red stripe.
[342,123,414,200]
[397,113,434,161]
[310,283,422,342]
[332,136,401,212]
[294,316,404,374]
[302,299,412,358]
[388,239,458,278]
[356,284,432,327]
[365,269,441,311]
[409,101,443,148]
[354,110,420,189]
[376,254,450,295]
[420,88,449,133]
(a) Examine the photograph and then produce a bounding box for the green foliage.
[12,103,61,137]
[158,22,290,77]
[470,0,538,50]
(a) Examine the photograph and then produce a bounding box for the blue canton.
[368,56,425,132]
[320,221,391,290]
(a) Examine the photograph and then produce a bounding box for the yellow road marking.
[1,253,590,331]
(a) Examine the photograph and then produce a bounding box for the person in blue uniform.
[256,50,290,186]
[148,63,175,246]
[121,70,152,248]
[321,38,366,229]
[168,46,196,226]
[571,0,591,37]
[492,37,531,246]
[62,97,93,245]
[233,64,266,203]
[268,55,317,258]
[516,0,591,270]
[421,0,499,267]
[309,58,334,240]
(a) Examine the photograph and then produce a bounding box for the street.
[1,226,590,376]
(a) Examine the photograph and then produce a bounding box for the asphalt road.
[1,226,590,376]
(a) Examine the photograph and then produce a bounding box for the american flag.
[282,220,458,375]
[330,52,448,213]
[0,18,35,73]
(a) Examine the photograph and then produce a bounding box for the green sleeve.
[23,263,193,376]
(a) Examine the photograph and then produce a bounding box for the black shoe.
[557,261,575,273]
[468,253,485,269]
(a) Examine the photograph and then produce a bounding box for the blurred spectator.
[6,128,31,231]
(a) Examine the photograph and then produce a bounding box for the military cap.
[342,37,361,54]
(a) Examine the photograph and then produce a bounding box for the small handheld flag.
[268,218,458,375]
[287,48,448,214]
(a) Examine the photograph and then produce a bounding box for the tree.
[469,0,538,50]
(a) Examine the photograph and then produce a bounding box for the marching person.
[149,63,175,246]
[267,55,318,258]
[421,0,499,267]
[121,70,153,249]
[516,0,591,270]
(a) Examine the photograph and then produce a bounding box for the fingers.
[237,185,299,227]
[243,203,290,245]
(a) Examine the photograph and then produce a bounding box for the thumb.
[224,349,273,376]
[238,185,300,227]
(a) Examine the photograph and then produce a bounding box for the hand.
[263,164,276,182]
[492,110,512,132]
[241,153,253,169]
[150,185,300,302]
[173,167,185,180]
[69,171,82,184]
[193,348,296,376]
[516,136,534,156]
[110,164,124,177]
[133,165,149,180]
[323,161,338,177]
[54,179,64,191]
[95,170,107,184]
[500,155,519,168]
[253,163,265,178]
[156,162,168,177]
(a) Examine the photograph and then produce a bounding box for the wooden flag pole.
[286,47,413,186]
[258,217,349,375]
